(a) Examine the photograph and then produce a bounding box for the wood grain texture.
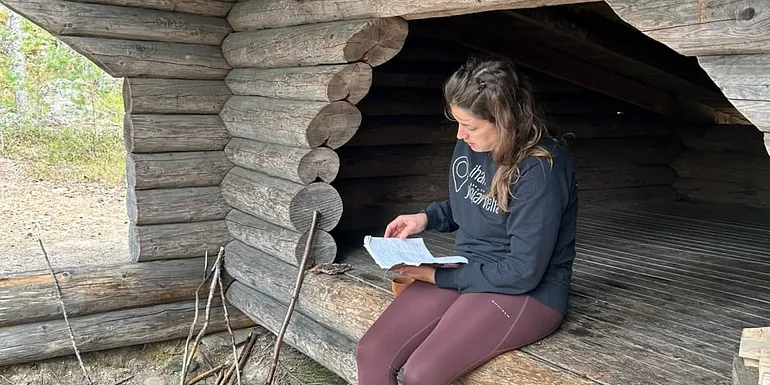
[129,220,231,262]
[0,257,221,327]
[225,138,339,185]
[220,96,361,149]
[225,245,594,385]
[698,55,770,100]
[739,327,770,363]
[126,151,232,189]
[225,63,372,104]
[226,282,358,383]
[336,143,454,179]
[124,114,230,153]
[730,99,770,131]
[123,78,231,114]
[672,150,770,189]
[1,0,231,45]
[733,354,760,385]
[226,212,337,267]
[220,167,343,232]
[71,0,235,17]
[222,18,408,68]
[606,0,770,55]
[60,36,231,79]
[0,300,253,367]
[678,124,767,154]
[674,178,770,208]
[228,0,595,30]
[126,186,230,225]
[334,174,448,208]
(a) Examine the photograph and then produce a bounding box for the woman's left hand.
[398,265,437,284]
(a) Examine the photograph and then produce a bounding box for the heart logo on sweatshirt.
[452,156,469,193]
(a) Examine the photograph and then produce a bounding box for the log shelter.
[0,0,768,384]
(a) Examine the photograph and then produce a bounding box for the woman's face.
[450,105,499,152]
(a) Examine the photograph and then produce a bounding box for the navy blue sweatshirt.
[425,138,578,315]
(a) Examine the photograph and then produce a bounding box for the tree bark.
[124,114,230,153]
[225,138,339,185]
[126,151,232,190]
[225,63,372,104]
[226,212,337,267]
[0,300,254,367]
[129,220,231,262]
[126,186,230,225]
[220,96,361,149]
[60,36,231,79]
[220,167,342,232]
[0,256,224,327]
[123,78,232,114]
[1,0,232,45]
[221,18,408,68]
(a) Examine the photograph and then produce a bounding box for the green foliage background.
[0,6,125,186]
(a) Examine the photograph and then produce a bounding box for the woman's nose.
[456,126,467,140]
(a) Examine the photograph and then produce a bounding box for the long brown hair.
[443,55,553,212]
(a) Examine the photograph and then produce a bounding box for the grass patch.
[0,123,125,186]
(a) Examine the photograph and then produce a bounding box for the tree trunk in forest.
[6,10,28,117]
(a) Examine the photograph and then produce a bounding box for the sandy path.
[0,157,130,274]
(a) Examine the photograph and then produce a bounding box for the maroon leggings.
[355,281,563,385]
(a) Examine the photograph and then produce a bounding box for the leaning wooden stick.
[38,238,94,385]
[265,210,320,385]
[217,258,242,385]
[185,363,225,385]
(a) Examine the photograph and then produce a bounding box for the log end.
[309,101,362,149]
[123,114,135,153]
[300,147,340,184]
[297,229,338,266]
[122,78,133,113]
[329,62,373,105]
[345,17,409,67]
[291,183,343,232]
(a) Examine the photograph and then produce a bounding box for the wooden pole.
[265,210,320,385]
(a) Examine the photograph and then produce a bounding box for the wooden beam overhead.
[410,15,717,123]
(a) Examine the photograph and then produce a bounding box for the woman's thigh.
[356,281,461,370]
[402,293,563,385]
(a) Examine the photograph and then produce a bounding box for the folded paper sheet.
[363,236,468,269]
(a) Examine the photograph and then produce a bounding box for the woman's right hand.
[384,213,428,239]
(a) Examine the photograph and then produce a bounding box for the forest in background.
[0,5,125,186]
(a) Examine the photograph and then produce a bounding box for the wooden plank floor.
[336,201,770,385]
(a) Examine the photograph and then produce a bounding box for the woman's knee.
[402,358,448,385]
[355,331,385,367]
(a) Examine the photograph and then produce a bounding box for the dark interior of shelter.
[328,4,770,384]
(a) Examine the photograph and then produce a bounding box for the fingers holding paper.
[384,213,429,239]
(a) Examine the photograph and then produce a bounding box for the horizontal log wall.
[333,46,682,239]
[672,124,770,208]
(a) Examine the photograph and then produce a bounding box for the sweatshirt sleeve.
[434,158,566,293]
[422,200,459,233]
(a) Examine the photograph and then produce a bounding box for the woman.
[355,55,579,385]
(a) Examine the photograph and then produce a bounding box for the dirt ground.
[0,157,347,385]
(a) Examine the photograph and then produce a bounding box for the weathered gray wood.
[576,166,677,190]
[225,138,339,185]
[126,186,230,225]
[698,55,770,100]
[129,220,231,261]
[672,150,770,189]
[580,186,679,208]
[226,212,337,267]
[336,143,454,179]
[606,0,770,55]
[60,36,231,79]
[334,174,449,207]
[1,0,231,45]
[226,282,358,383]
[222,18,408,68]
[126,151,232,190]
[225,63,372,104]
[220,167,343,232]
[225,243,594,385]
[220,96,361,149]
[124,114,230,153]
[766,133,770,155]
[0,299,254,367]
[674,178,770,208]
[123,78,231,114]
[730,99,770,131]
[73,0,235,17]
[228,0,595,30]
[733,354,759,385]
[0,256,222,327]
[678,125,767,154]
